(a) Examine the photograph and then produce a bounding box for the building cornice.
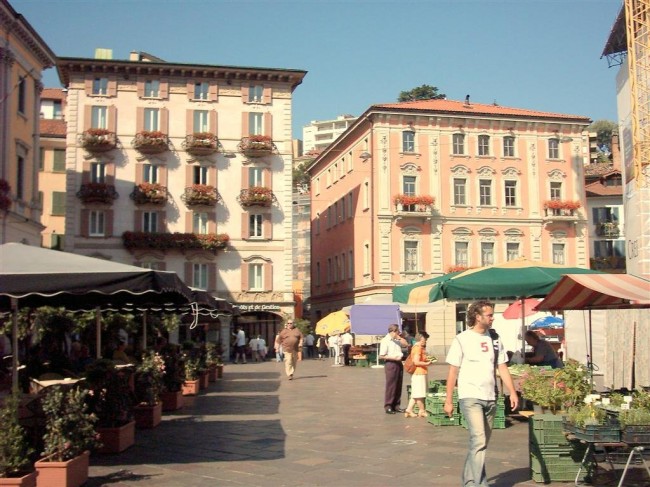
[1,2,56,68]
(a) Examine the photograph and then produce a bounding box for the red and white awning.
[537,274,650,311]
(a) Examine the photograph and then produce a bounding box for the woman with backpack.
[404,332,433,418]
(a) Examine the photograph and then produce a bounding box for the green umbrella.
[392,271,464,304]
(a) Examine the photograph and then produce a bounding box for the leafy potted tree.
[0,394,36,487]
[34,386,99,487]
[133,351,165,429]
[205,343,223,382]
[181,354,200,397]
[159,345,184,412]
[85,360,135,454]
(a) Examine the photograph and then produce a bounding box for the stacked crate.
[529,414,590,483]
[458,395,507,429]
[426,390,460,426]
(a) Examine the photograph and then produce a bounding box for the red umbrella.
[502,298,542,320]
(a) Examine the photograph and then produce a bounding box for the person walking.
[443,300,519,487]
[404,332,432,418]
[277,319,303,380]
[233,326,247,364]
[333,334,343,366]
[317,335,328,360]
[304,331,315,359]
[379,324,408,414]
[341,330,353,366]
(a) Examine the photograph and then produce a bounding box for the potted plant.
[34,386,99,487]
[159,345,184,412]
[205,343,223,382]
[0,394,36,486]
[181,184,219,206]
[393,194,435,211]
[133,351,165,429]
[130,183,167,205]
[182,132,219,156]
[79,128,116,153]
[239,186,273,207]
[619,389,650,443]
[85,360,135,453]
[181,344,200,398]
[76,182,118,204]
[238,135,274,156]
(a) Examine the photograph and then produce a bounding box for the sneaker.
[289,375,293,380]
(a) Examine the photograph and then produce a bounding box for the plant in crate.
[520,359,591,413]
[0,393,34,479]
[84,360,134,428]
[183,355,200,382]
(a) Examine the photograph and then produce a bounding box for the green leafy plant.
[520,359,591,413]
[0,394,34,477]
[566,403,606,427]
[619,408,650,427]
[84,360,134,428]
[205,342,223,367]
[183,355,200,381]
[41,386,99,462]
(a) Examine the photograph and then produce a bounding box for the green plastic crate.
[427,414,460,426]
[572,424,621,442]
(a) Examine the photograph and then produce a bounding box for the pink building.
[308,98,591,350]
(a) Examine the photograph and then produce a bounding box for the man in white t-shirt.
[233,326,247,364]
[444,300,518,487]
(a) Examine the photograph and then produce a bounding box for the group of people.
[379,300,520,487]
[231,326,268,364]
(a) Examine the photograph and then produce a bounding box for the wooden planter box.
[208,366,218,382]
[182,379,200,396]
[133,402,162,429]
[0,471,37,487]
[199,371,209,390]
[160,390,183,412]
[35,450,89,487]
[96,420,136,454]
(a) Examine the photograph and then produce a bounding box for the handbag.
[404,354,417,374]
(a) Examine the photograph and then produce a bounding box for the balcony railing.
[130,183,167,205]
[590,256,626,272]
[543,200,581,218]
[595,222,621,238]
[393,194,435,213]
[122,231,229,251]
[182,132,220,157]
[238,135,275,157]
[238,186,275,207]
[79,129,117,153]
[76,183,118,204]
[132,131,170,155]
[181,185,220,207]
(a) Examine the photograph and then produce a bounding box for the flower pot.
[216,364,223,379]
[182,379,200,396]
[199,371,209,390]
[0,471,38,487]
[96,420,136,454]
[160,390,183,412]
[35,450,89,487]
[133,402,162,429]
[208,366,218,382]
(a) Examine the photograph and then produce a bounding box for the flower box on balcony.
[76,183,118,204]
[393,194,435,212]
[182,132,219,157]
[238,135,275,157]
[79,128,117,153]
[132,131,169,155]
[130,183,167,205]
[181,185,219,207]
[238,186,274,207]
[595,222,620,238]
[122,231,229,251]
[543,200,581,217]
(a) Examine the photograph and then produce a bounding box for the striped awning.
[536,274,650,311]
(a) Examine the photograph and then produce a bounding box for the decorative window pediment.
[243,254,271,263]
[399,162,421,175]
[504,228,524,238]
[501,167,521,177]
[550,231,567,241]
[451,165,471,176]
[478,228,498,239]
[451,227,472,237]
[548,169,567,181]
[477,166,496,176]
[401,226,422,237]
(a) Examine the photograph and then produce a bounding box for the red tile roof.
[40,119,67,137]
[584,162,615,178]
[372,98,590,122]
[42,88,65,100]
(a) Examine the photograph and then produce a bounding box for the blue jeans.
[459,398,496,487]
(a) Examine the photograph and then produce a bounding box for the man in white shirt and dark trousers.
[444,300,518,487]
[379,324,408,414]
[341,331,353,366]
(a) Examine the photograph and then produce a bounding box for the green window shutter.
[52,191,66,216]
[53,150,66,172]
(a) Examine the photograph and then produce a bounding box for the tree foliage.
[292,160,312,192]
[398,84,446,102]
[588,120,617,163]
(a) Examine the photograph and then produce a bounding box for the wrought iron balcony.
[181,185,220,207]
[79,129,117,153]
[238,186,275,207]
[393,194,435,214]
[238,135,275,157]
[132,131,170,155]
[182,133,220,157]
[76,183,118,204]
[122,231,229,251]
[130,183,167,205]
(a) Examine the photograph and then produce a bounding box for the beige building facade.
[57,50,306,350]
[309,98,592,354]
[0,0,56,245]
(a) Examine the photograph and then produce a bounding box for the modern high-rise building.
[0,0,56,245]
[302,114,357,154]
[56,49,306,350]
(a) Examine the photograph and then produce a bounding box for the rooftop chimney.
[94,48,113,60]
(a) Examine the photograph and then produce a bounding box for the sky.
[12,0,624,139]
